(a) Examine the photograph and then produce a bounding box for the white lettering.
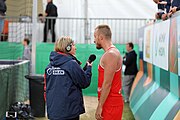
[46,67,65,76]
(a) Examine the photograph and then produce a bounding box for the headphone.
[65,43,72,52]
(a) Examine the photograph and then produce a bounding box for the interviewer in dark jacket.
[44,36,92,120]
[122,42,138,103]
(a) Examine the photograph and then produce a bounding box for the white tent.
[43,0,157,19]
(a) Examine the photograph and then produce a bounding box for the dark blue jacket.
[172,0,180,7]
[0,0,6,16]
[46,2,58,17]
[45,51,92,120]
[157,0,171,13]
[123,50,138,75]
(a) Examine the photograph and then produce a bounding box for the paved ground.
[36,96,134,120]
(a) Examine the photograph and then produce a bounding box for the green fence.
[0,42,23,60]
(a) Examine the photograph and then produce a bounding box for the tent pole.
[84,0,90,44]
[31,0,37,74]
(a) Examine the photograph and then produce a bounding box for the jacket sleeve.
[70,61,92,89]
[45,4,50,15]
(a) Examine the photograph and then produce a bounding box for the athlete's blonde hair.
[95,24,112,39]
[54,36,73,53]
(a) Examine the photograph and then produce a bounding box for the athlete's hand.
[95,104,103,120]
[170,7,177,13]
[87,61,93,66]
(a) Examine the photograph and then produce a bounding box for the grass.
[122,102,135,120]
[36,96,135,120]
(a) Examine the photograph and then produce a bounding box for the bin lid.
[25,74,44,80]
[25,74,44,85]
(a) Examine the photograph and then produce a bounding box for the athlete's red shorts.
[102,105,124,120]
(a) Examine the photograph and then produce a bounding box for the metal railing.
[1,16,152,44]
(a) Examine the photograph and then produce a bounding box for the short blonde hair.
[95,24,112,39]
[54,36,73,53]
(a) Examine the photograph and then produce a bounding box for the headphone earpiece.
[65,44,72,52]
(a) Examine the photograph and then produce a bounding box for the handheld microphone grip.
[83,54,96,71]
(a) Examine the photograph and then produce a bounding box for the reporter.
[44,36,92,120]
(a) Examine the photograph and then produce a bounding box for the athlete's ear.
[99,34,103,41]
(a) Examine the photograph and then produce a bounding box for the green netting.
[0,68,8,120]
[0,61,29,119]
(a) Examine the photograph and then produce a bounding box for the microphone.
[83,54,96,71]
